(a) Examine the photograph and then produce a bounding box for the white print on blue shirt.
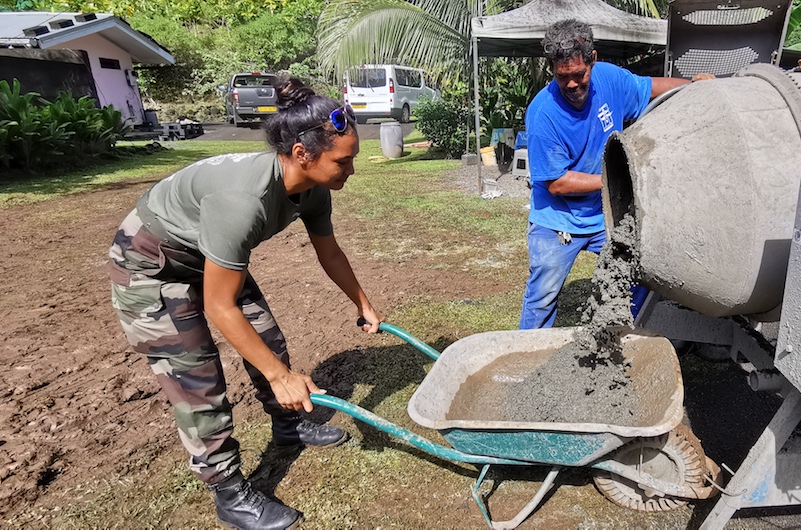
[597,103,614,132]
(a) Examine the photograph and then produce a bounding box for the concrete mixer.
[602,63,801,528]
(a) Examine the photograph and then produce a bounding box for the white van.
[343,64,439,123]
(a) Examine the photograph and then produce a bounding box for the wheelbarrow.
[310,323,721,529]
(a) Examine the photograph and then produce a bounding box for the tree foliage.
[610,0,666,18]
[788,0,801,47]
[480,57,548,131]
[317,0,670,155]
[5,0,325,101]
[5,0,314,25]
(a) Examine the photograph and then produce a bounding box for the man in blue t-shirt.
[520,19,711,329]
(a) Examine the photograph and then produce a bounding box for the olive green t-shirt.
[145,151,333,270]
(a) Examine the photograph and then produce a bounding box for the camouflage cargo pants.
[108,206,294,484]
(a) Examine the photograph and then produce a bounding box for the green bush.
[42,93,129,156]
[788,3,801,47]
[0,79,131,173]
[413,97,470,159]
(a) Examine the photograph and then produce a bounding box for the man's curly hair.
[542,19,595,65]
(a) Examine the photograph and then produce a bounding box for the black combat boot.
[272,414,348,448]
[210,470,302,530]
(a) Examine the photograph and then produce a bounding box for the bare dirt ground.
[2,150,800,529]
[0,159,519,527]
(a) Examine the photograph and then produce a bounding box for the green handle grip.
[357,318,440,360]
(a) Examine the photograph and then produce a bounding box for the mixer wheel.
[593,426,711,512]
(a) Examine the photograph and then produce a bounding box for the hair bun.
[275,76,316,110]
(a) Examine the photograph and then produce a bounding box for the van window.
[400,69,422,88]
[349,68,387,88]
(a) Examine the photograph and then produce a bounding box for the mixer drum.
[602,64,801,318]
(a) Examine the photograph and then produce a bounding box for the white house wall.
[50,33,144,125]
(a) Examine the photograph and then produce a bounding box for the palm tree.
[318,0,665,84]
[318,0,520,85]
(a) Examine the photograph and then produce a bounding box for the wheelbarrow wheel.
[593,425,713,512]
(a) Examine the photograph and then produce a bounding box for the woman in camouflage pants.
[108,77,383,530]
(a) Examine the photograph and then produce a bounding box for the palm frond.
[318,0,524,83]
[319,0,469,82]
[410,0,484,35]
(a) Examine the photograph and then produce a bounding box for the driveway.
[195,120,416,142]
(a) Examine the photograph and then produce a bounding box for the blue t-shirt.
[525,61,652,234]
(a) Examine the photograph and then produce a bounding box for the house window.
[99,58,121,70]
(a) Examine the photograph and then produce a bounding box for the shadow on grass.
[251,339,483,481]
[248,340,461,497]
[310,341,437,437]
[249,442,305,501]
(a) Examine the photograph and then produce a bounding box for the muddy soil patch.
[0,173,509,524]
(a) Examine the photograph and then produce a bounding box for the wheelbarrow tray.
[407,327,684,467]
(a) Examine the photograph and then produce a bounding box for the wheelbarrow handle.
[309,393,524,466]
[356,318,440,361]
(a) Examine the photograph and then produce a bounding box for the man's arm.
[650,73,715,99]
[650,77,689,99]
[203,260,321,412]
[308,232,384,333]
[546,170,601,196]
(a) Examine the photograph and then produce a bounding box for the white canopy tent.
[471,0,667,59]
[468,0,668,189]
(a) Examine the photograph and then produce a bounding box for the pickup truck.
[219,72,279,126]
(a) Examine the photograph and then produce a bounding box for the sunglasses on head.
[297,105,356,137]
[543,37,589,54]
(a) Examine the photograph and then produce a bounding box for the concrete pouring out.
[447,214,644,425]
[578,213,640,353]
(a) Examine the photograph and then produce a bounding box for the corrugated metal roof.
[0,11,174,65]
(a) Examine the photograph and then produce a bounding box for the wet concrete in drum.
[448,215,644,425]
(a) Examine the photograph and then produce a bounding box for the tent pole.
[472,35,482,194]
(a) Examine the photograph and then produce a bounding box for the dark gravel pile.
[505,341,640,425]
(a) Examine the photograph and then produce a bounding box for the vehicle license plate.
[257,106,277,112]
[351,103,367,109]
